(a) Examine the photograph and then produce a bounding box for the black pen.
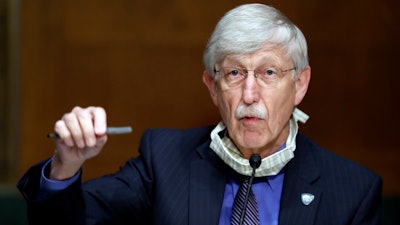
[47,126,132,138]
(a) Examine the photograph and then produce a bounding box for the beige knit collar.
[210,108,309,177]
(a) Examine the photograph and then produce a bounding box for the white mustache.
[236,103,267,119]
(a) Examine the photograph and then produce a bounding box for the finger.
[62,112,85,148]
[75,108,97,147]
[90,106,107,136]
[54,120,74,147]
[71,106,83,114]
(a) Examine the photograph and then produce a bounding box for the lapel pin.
[301,193,315,206]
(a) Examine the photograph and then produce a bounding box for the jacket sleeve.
[17,159,86,225]
[17,130,156,225]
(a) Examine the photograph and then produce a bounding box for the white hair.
[203,3,309,79]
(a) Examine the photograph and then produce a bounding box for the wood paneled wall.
[16,0,400,194]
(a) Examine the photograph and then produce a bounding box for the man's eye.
[265,69,276,76]
[229,70,240,76]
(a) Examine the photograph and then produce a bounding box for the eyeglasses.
[214,66,297,87]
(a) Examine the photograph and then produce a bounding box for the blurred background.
[1,0,399,224]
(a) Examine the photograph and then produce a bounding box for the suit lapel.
[279,134,321,225]
[189,141,228,225]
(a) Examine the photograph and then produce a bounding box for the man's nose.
[242,72,260,104]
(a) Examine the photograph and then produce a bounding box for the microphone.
[238,154,262,225]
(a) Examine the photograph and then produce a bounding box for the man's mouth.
[240,116,263,123]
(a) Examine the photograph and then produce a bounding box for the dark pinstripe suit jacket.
[18,126,382,225]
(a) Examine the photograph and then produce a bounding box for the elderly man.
[18,3,382,225]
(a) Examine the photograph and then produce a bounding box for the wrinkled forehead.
[218,46,293,68]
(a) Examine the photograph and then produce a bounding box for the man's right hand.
[50,106,108,180]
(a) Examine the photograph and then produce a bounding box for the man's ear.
[294,66,311,106]
[202,70,218,106]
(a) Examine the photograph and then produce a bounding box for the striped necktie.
[231,176,259,225]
